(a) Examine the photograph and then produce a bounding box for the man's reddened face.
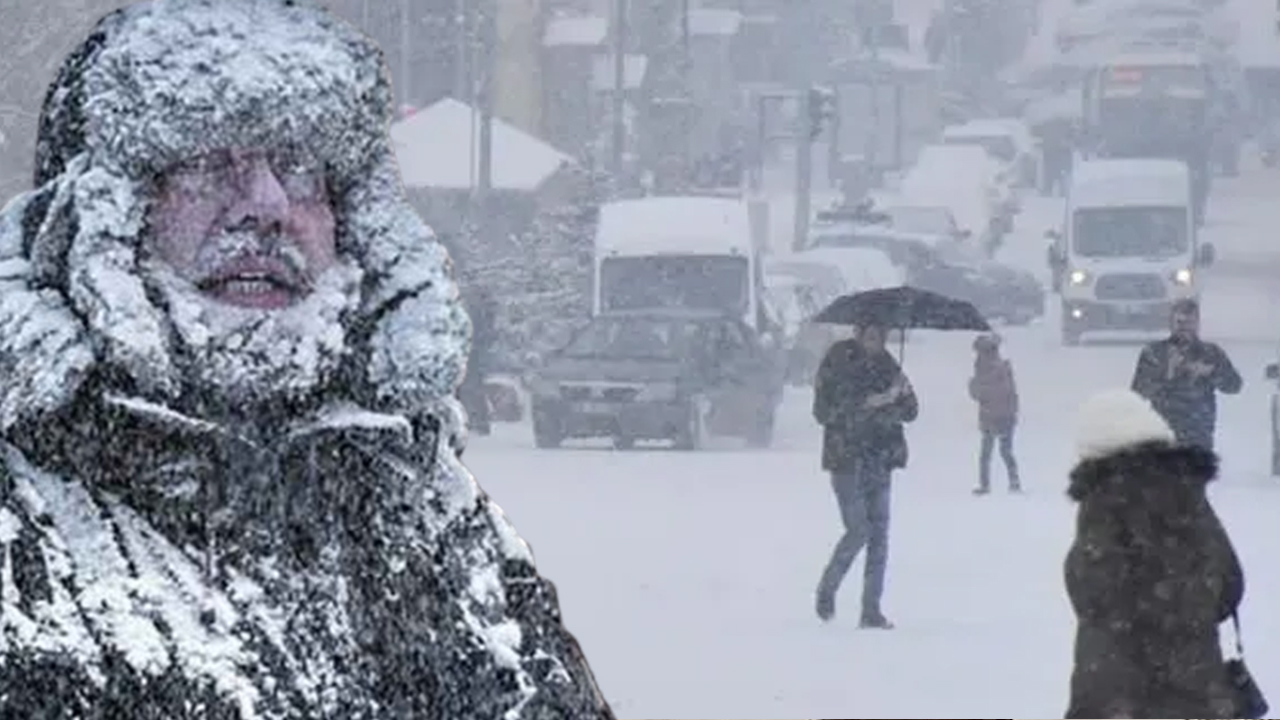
[147,147,338,310]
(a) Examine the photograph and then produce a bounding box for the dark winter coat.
[969,356,1018,433]
[1130,337,1242,450]
[812,339,918,473]
[1064,442,1243,719]
[0,2,613,718]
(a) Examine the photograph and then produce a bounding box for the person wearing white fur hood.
[0,1,614,718]
[1064,390,1245,719]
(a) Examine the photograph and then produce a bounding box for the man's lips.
[196,256,306,308]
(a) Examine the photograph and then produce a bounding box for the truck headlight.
[1172,268,1193,285]
[636,382,677,401]
[1068,269,1089,285]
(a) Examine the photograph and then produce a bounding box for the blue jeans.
[816,457,892,617]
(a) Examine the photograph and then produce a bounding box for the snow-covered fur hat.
[0,0,468,434]
[1074,389,1176,461]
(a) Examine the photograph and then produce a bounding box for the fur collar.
[1067,441,1218,502]
[0,0,470,448]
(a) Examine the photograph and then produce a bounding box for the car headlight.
[1068,269,1089,285]
[1172,268,1193,285]
[636,382,677,401]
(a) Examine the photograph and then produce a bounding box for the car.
[526,309,785,450]
[825,231,1046,327]
[941,118,1040,190]
[899,144,1009,245]
[863,192,971,241]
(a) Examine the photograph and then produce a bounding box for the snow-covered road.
[463,167,1280,717]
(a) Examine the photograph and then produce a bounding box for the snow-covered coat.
[1064,391,1243,719]
[0,1,612,718]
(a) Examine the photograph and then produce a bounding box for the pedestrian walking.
[969,333,1021,494]
[812,322,919,628]
[1064,389,1245,718]
[1131,298,1242,451]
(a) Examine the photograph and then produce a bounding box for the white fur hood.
[0,0,470,439]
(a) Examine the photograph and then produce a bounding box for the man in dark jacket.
[1065,389,1244,718]
[1131,299,1242,451]
[812,323,918,629]
[0,2,613,718]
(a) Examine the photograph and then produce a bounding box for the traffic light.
[807,86,836,140]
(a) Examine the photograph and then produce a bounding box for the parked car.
[942,117,1040,189]
[900,144,1011,244]
[815,229,1045,325]
[903,239,1046,326]
[526,309,786,450]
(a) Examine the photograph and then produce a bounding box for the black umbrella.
[812,285,991,360]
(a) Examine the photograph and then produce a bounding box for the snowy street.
[465,164,1280,718]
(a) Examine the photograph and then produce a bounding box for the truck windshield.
[599,255,750,316]
[562,316,699,360]
[1072,206,1188,258]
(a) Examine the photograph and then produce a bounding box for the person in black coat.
[1131,299,1242,451]
[812,323,918,628]
[1065,389,1244,718]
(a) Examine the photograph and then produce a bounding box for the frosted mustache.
[192,231,308,284]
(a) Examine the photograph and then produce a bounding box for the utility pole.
[475,1,495,218]
[794,92,815,252]
[399,0,413,108]
[610,0,629,181]
[360,0,370,32]
[679,0,691,174]
[455,0,471,100]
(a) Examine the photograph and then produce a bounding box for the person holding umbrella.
[812,321,918,628]
[810,285,990,627]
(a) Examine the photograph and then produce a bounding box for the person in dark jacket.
[0,2,614,717]
[812,323,918,629]
[1064,389,1244,719]
[1131,299,1242,451]
[969,333,1020,494]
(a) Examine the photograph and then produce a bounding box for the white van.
[593,195,768,332]
[1048,158,1215,345]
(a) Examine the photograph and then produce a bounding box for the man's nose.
[223,156,289,231]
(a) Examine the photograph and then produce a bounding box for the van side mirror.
[1267,363,1279,380]
[1198,243,1216,268]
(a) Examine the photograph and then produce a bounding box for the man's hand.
[1186,360,1215,378]
[864,376,908,409]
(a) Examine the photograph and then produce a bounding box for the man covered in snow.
[1064,389,1244,719]
[812,323,918,629]
[1131,298,1241,451]
[0,1,613,717]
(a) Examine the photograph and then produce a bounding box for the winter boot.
[972,485,990,496]
[859,611,894,630]
[815,592,835,622]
